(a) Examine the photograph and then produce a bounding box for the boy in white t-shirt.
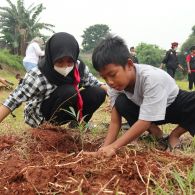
[91,35,195,157]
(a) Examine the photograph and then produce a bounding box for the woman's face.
[54,56,75,68]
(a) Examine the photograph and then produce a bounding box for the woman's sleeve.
[81,65,104,87]
[3,73,41,111]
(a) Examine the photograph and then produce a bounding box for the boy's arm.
[98,120,151,157]
[112,120,151,149]
[103,107,122,146]
[0,105,11,123]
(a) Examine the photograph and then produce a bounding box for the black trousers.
[166,67,176,78]
[115,94,178,127]
[115,91,195,136]
[188,72,195,90]
[41,85,106,125]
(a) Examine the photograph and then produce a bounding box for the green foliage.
[181,35,195,54]
[81,24,110,52]
[0,0,54,55]
[79,52,98,76]
[136,43,164,67]
[180,25,195,54]
[151,164,195,194]
[172,165,195,195]
[61,106,88,149]
[0,49,23,69]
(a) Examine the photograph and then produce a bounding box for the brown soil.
[0,126,194,194]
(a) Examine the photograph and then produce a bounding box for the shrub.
[0,49,23,70]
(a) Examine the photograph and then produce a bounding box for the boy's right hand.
[82,145,117,158]
[97,145,116,158]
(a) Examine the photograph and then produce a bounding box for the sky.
[1,0,195,50]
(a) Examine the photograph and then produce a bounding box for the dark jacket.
[162,49,179,69]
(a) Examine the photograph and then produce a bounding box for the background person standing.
[23,37,45,72]
[130,46,139,63]
[160,42,184,78]
[186,46,195,90]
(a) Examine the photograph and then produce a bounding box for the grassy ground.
[0,71,193,137]
[0,70,28,134]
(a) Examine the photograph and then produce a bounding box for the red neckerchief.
[73,66,83,120]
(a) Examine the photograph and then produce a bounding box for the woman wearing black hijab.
[0,32,107,127]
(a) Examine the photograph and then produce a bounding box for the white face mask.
[54,66,74,77]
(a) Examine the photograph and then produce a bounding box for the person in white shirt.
[23,37,45,72]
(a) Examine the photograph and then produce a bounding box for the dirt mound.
[0,127,194,194]
[30,127,80,153]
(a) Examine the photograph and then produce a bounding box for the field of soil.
[0,125,194,194]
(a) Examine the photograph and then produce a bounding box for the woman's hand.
[0,77,8,86]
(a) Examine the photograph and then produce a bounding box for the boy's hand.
[82,145,117,158]
[97,145,116,158]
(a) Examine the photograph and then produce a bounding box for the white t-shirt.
[108,64,179,121]
[23,42,44,64]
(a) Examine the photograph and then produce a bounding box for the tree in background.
[136,43,164,67]
[81,24,110,52]
[181,25,195,54]
[0,0,54,55]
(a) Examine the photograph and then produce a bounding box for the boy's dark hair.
[92,35,130,71]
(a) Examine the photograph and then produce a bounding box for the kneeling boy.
[91,35,195,157]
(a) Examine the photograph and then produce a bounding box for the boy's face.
[99,59,136,91]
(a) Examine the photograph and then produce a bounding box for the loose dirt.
[0,125,194,194]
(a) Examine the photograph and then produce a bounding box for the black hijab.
[38,32,80,86]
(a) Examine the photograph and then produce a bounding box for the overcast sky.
[1,0,195,50]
